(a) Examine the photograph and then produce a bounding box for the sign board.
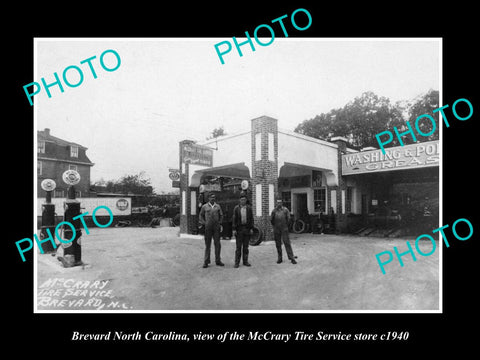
[37,197,132,216]
[41,179,56,192]
[168,169,180,181]
[62,170,81,185]
[116,198,129,211]
[182,143,213,166]
[342,140,439,175]
[171,180,180,188]
[279,175,311,189]
[199,183,221,193]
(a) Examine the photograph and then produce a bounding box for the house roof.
[38,128,87,149]
[38,128,93,165]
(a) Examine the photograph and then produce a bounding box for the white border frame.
[33,37,442,314]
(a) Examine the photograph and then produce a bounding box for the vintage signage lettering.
[342,140,439,175]
[182,144,213,166]
[199,184,221,193]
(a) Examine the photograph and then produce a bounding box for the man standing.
[270,199,297,264]
[232,193,254,268]
[199,193,224,268]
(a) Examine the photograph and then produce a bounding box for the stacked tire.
[249,226,263,246]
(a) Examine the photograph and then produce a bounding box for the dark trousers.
[204,224,221,264]
[235,227,250,265]
[274,228,294,260]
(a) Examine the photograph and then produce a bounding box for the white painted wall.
[331,190,337,214]
[190,191,196,215]
[255,184,262,215]
[201,132,252,169]
[182,191,186,215]
[278,129,338,177]
[268,183,274,214]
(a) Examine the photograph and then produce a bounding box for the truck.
[195,177,263,245]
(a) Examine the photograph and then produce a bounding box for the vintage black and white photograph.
[33,38,441,312]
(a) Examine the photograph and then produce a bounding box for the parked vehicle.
[196,177,264,245]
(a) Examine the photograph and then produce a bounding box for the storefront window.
[314,189,326,212]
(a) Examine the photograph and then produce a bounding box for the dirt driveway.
[36,227,439,311]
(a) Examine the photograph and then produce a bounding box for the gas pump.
[39,179,57,253]
[59,170,83,267]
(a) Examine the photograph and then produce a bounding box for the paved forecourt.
[36,226,439,311]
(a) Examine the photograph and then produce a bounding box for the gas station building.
[178,116,439,241]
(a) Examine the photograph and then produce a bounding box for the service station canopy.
[190,163,251,187]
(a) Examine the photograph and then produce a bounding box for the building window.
[282,191,291,211]
[37,161,42,176]
[314,188,326,212]
[69,164,78,171]
[54,189,64,198]
[70,145,79,158]
[312,170,322,187]
[401,193,411,205]
[38,141,45,154]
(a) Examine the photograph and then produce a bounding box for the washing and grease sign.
[341,140,439,175]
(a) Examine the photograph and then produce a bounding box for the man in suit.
[232,193,254,268]
[270,199,297,264]
[199,193,224,268]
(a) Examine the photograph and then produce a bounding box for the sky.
[35,38,440,193]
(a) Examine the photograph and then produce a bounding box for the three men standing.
[200,193,297,267]
[199,193,224,268]
[232,193,253,268]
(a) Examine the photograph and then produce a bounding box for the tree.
[402,89,440,144]
[294,90,438,149]
[116,171,154,195]
[207,126,226,140]
[92,171,154,195]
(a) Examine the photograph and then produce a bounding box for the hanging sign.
[41,179,57,192]
[62,170,81,185]
[182,143,213,166]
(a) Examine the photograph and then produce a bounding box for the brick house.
[37,128,94,198]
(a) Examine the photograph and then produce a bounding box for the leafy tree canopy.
[294,90,439,150]
[207,126,227,140]
[93,171,154,196]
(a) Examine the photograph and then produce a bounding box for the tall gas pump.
[58,170,83,267]
[39,179,57,253]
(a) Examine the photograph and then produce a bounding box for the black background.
[6,1,478,354]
